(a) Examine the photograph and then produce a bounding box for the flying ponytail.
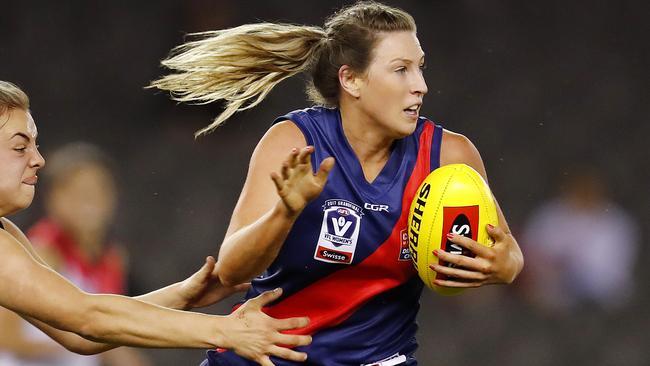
[150,23,326,136]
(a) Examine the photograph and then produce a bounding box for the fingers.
[274,147,330,183]
[248,288,283,309]
[257,356,275,366]
[434,249,486,273]
[433,278,482,288]
[281,161,291,180]
[297,146,313,165]
[274,316,310,331]
[269,345,308,362]
[315,157,335,185]
[273,147,315,184]
[430,263,488,282]
[270,172,284,192]
[446,233,492,258]
[233,282,252,293]
[487,223,507,244]
[198,256,216,277]
[274,332,312,347]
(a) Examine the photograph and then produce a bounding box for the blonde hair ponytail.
[150,23,326,136]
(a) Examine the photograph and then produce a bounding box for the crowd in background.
[1,1,648,365]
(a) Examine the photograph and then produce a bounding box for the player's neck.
[339,104,393,165]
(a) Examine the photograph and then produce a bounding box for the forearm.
[19,279,211,355]
[22,316,116,355]
[218,201,297,285]
[73,293,225,349]
[1,248,224,349]
[134,282,188,310]
[17,291,224,350]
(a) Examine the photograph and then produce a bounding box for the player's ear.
[338,65,362,99]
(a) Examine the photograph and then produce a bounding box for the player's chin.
[397,123,418,138]
[14,188,35,210]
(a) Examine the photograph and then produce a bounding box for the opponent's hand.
[177,256,250,310]
[270,146,335,216]
[429,224,524,288]
[223,288,312,366]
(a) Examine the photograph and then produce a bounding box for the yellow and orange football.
[407,164,498,295]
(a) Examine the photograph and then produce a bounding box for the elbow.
[74,297,110,344]
[216,261,249,288]
[217,269,242,288]
[76,313,102,342]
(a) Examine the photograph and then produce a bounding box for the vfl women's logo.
[314,199,363,264]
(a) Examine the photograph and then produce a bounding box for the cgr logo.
[364,202,390,212]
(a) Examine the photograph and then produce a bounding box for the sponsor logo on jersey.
[364,202,390,212]
[438,205,479,276]
[314,199,363,264]
[398,228,411,261]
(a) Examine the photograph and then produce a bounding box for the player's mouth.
[403,103,421,119]
[22,176,38,185]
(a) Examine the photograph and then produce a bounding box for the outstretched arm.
[20,256,248,355]
[0,220,312,363]
[0,227,221,347]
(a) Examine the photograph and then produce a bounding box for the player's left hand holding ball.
[430,224,522,288]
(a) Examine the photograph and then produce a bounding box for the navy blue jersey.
[205,107,442,366]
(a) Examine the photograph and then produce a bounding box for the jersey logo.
[314,199,363,264]
[364,202,390,212]
[398,229,411,261]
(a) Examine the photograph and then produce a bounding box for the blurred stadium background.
[2,1,648,365]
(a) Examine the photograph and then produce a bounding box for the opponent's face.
[0,109,45,215]
[357,31,427,137]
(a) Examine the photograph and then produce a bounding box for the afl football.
[407,164,498,295]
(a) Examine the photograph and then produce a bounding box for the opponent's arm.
[433,130,524,287]
[2,217,247,353]
[21,256,248,355]
[0,223,311,363]
[216,121,334,286]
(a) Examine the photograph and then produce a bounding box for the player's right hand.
[270,146,334,216]
[223,288,312,366]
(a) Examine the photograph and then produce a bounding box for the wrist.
[175,283,195,311]
[210,315,231,349]
[161,282,192,310]
[274,199,302,220]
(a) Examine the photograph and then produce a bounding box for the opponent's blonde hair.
[150,1,415,136]
[0,81,29,117]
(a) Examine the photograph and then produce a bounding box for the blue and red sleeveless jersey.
[205,107,442,366]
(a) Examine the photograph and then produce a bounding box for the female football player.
[0,80,311,366]
[152,1,524,364]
